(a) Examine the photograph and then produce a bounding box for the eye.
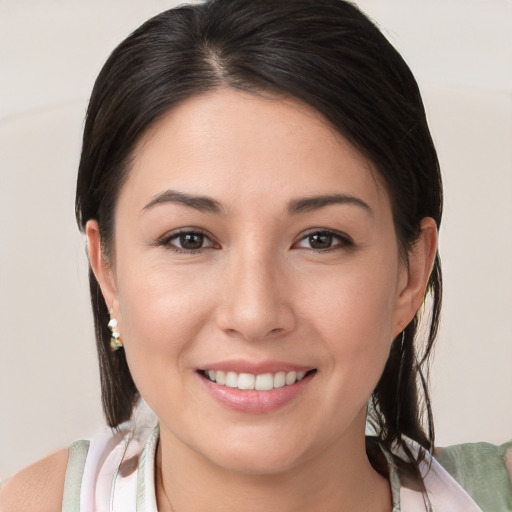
[160,230,217,253]
[295,230,352,251]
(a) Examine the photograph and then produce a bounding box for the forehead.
[122,89,389,215]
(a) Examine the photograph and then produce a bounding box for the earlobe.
[393,217,438,335]
[85,220,118,311]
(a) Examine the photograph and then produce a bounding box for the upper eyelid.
[160,227,211,241]
[296,228,352,242]
[158,228,218,249]
[157,227,352,248]
[291,230,353,252]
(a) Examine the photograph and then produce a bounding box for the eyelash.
[158,229,352,254]
[294,229,353,252]
[158,229,217,254]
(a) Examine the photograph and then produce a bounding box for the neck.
[155,427,392,512]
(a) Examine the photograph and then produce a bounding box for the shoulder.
[435,440,512,512]
[0,449,68,512]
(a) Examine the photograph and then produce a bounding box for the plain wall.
[1,0,511,478]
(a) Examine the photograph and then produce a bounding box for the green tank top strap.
[435,440,512,512]
[62,440,90,512]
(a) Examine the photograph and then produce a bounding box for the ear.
[392,217,438,338]
[86,220,119,313]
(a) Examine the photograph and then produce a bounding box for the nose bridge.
[217,240,294,340]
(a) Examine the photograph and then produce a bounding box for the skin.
[0,449,68,511]
[0,89,436,512]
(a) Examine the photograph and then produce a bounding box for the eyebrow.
[287,194,373,216]
[142,190,224,215]
[142,189,372,217]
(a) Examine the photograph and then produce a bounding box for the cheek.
[117,252,213,329]
[310,256,398,339]
[114,261,216,392]
[308,258,399,393]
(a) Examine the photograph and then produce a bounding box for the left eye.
[295,231,350,250]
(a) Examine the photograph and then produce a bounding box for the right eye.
[161,230,217,253]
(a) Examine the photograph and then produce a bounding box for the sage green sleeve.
[435,440,512,512]
[62,440,90,512]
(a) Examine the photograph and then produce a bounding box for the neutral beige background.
[1,0,511,478]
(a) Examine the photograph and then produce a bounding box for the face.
[89,89,433,476]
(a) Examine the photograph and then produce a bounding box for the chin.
[187,424,323,477]
[207,445,310,476]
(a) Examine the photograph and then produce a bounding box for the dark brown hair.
[76,0,442,476]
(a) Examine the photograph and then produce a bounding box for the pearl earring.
[108,317,123,351]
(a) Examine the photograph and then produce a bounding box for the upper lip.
[198,359,315,374]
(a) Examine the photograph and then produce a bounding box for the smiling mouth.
[200,369,317,391]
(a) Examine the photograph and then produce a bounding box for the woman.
[1,0,510,511]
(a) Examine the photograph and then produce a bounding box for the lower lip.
[199,372,315,414]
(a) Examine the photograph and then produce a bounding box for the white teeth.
[285,371,297,385]
[203,369,311,390]
[273,371,286,388]
[255,373,274,391]
[225,371,238,388]
[237,373,255,390]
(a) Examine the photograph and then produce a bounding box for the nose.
[215,250,296,341]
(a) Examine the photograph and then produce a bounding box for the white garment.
[68,420,482,512]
